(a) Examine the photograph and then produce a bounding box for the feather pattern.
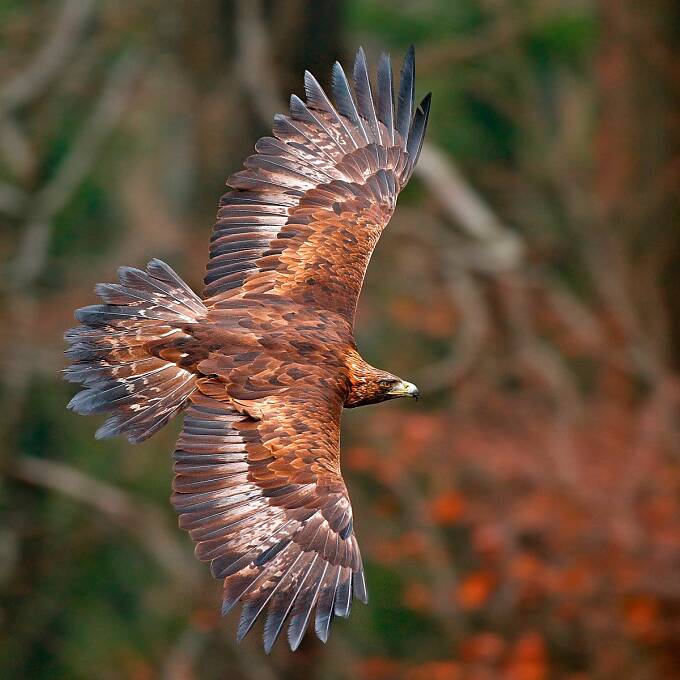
[64,46,430,652]
[396,45,416,147]
[331,61,370,145]
[406,93,432,172]
[65,260,206,443]
[353,47,381,144]
[203,47,431,324]
[376,52,395,145]
[303,70,358,150]
[173,385,365,652]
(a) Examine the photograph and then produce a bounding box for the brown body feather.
[65,46,430,651]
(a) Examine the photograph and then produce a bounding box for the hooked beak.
[388,380,420,400]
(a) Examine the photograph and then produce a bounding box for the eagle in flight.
[65,47,430,652]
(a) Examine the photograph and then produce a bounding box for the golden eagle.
[65,46,430,651]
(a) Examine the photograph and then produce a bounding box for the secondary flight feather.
[65,46,430,652]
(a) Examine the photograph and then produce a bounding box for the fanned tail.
[64,259,207,443]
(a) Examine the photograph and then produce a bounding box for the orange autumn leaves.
[343,255,680,678]
[345,375,680,678]
[356,633,550,680]
[455,571,497,609]
[429,491,465,526]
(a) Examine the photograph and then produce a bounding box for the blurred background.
[1,1,679,678]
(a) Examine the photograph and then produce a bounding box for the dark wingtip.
[396,45,416,144]
[404,44,416,76]
[95,417,120,440]
[406,44,416,71]
[67,389,93,414]
[236,603,257,643]
[353,45,379,139]
[353,569,369,605]
[315,616,331,643]
[406,92,432,170]
[73,304,100,324]
[418,92,433,127]
[287,621,305,652]
[221,594,239,617]
[376,51,395,143]
[354,46,368,82]
[263,624,277,655]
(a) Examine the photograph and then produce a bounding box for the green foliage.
[525,12,597,69]
[347,0,486,45]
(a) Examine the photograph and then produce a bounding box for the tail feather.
[65,259,207,443]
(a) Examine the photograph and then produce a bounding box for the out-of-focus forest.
[1,0,679,678]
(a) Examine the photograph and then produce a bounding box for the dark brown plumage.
[64,46,430,652]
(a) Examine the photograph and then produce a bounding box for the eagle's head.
[345,364,419,408]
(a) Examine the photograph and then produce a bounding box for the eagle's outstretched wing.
[65,47,431,649]
[204,47,431,324]
[173,377,365,652]
[174,46,430,651]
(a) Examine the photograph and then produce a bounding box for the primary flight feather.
[65,46,430,652]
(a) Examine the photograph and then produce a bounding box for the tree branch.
[235,0,284,125]
[415,143,524,271]
[9,455,201,587]
[0,182,27,217]
[0,0,96,115]
[7,49,145,291]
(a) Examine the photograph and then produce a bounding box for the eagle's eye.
[379,379,394,389]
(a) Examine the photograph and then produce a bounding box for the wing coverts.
[65,46,430,652]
